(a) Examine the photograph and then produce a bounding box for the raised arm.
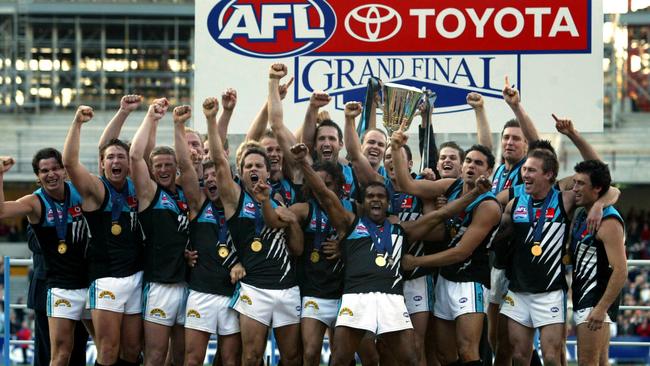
[292,143,353,235]
[63,106,105,207]
[246,78,294,142]
[503,76,539,143]
[252,180,286,229]
[0,157,39,222]
[98,95,142,149]
[218,88,237,145]
[390,127,453,199]
[299,91,331,152]
[173,105,203,214]
[588,218,627,330]
[279,206,304,256]
[403,176,491,241]
[467,92,492,151]
[205,97,240,217]
[553,114,600,161]
[130,99,167,210]
[344,101,382,185]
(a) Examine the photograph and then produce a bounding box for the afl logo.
[208,0,337,58]
[345,4,401,43]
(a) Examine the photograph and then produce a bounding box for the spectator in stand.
[636,317,650,337]
[16,320,32,364]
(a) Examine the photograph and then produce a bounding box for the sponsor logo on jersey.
[68,205,82,218]
[401,196,413,209]
[339,307,354,316]
[127,196,138,208]
[54,299,71,307]
[208,0,337,59]
[187,309,201,318]
[304,300,320,310]
[98,291,116,300]
[535,207,556,219]
[150,308,167,318]
[240,295,253,305]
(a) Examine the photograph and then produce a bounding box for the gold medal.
[531,243,542,257]
[562,254,571,265]
[218,245,230,259]
[375,255,386,267]
[251,239,262,253]
[310,250,320,263]
[111,223,122,236]
[57,242,67,254]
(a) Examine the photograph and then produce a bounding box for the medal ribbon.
[387,183,406,214]
[253,198,264,238]
[493,159,524,193]
[527,190,555,245]
[210,202,229,244]
[571,211,588,251]
[361,217,393,255]
[101,176,131,223]
[41,184,70,243]
[313,205,331,251]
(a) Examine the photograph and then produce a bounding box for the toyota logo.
[344,4,401,42]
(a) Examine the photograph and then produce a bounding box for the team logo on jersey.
[54,299,71,307]
[204,207,215,220]
[304,300,320,310]
[46,208,64,223]
[160,195,175,209]
[187,309,201,318]
[98,291,116,300]
[339,307,353,316]
[149,308,167,318]
[208,0,336,59]
[240,295,253,305]
[459,297,468,304]
[356,223,369,235]
[503,295,514,306]
[513,206,528,219]
[413,296,422,301]
[68,205,82,218]
[550,307,560,313]
[244,202,257,216]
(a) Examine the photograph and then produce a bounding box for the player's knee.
[303,346,322,364]
[242,351,263,366]
[98,342,120,362]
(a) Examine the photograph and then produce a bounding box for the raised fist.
[344,101,363,119]
[221,88,237,111]
[252,181,270,203]
[310,91,331,108]
[120,94,142,112]
[173,105,192,124]
[74,105,94,124]
[466,92,484,109]
[276,206,298,224]
[552,114,577,137]
[290,143,309,162]
[475,175,491,194]
[202,97,220,119]
[269,63,288,79]
[502,76,520,108]
[148,98,168,120]
[390,129,409,148]
[0,156,15,174]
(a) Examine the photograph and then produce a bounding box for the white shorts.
[229,282,301,328]
[574,307,613,326]
[184,290,240,335]
[143,282,188,326]
[335,292,412,335]
[88,271,143,314]
[404,275,435,315]
[500,289,566,328]
[433,276,487,321]
[489,268,509,305]
[301,296,340,328]
[47,288,91,321]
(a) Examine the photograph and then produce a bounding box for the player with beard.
[291,139,492,366]
[569,160,626,366]
[63,107,143,366]
[205,94,303,366]
[0,148,91,366]
[396,135,501,365]
[172,106,245,366]
[130,100,190,366]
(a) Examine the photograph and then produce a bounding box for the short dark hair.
[528,139,557,157]
[466,144,495,169]
[574,160,611,197]
[439,141,465,161]
[202,160,216,172]
[32,148,62,175]
[149,146,176,165]
[239,147,271,173]
[303,160,345,200]
[361,128,387,143]
[315,119,343,144]
[359,181,389,203]
[99,138,130,161]
[528,149,559,182]
[402,144,413,162]
[501,119,521,135]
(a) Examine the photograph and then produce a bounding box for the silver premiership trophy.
[381,82,425,136]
